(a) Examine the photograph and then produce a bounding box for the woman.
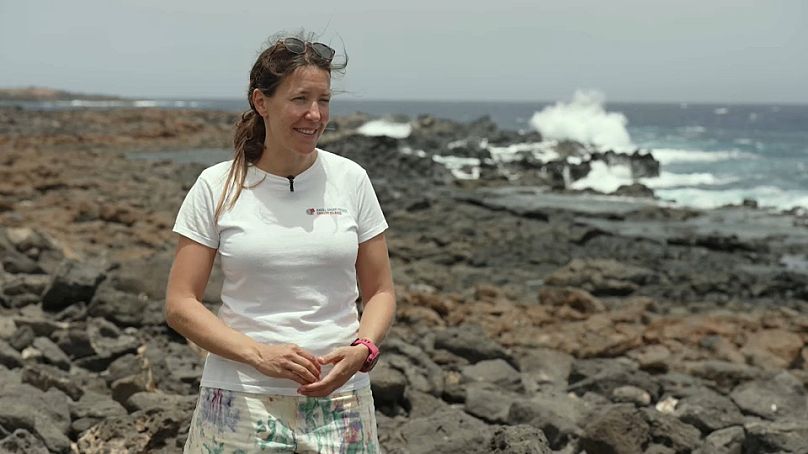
[165,33,395,453]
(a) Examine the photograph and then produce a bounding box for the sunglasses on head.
[279,37,335,62]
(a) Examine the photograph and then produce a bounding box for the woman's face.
[258,65,331,157]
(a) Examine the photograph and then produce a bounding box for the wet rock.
[488,425,552,454]
[41,260,104,311]
[613,182,655,198]
[580,404,650,454]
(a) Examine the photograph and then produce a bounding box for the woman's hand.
[296,345,369,397]
[250,343,322,385]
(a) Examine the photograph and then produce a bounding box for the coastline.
[1,107,808,452]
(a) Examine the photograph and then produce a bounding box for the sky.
[1,0,807,104]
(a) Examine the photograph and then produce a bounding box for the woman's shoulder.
[317,149,367,176]
[196,160,235,185]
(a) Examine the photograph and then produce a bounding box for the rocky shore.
[1,106,808,453]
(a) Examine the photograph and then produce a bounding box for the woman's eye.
[319,99,331,104]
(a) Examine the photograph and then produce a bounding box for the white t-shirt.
[173,149,388,394]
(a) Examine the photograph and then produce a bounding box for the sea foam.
[649,148,755,165]
[569,161,632,193]
[656,186,808,210]
[357,120,412,139]
[570,161,731,193]
[529,90,633,149]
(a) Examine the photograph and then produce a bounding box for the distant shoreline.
[0,86,124,101]
[2,86,807,107]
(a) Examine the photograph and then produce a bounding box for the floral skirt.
[184,386,379,453]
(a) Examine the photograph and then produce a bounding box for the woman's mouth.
[294,128,317,136]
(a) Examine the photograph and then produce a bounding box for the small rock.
[22,363,84,400]
[434,324,511,363]
[695,426,745,454]
[8,325,35,351]
[642,408,701,452]
[464,383,515,424]
[489,425,552,454]
[730,371,808,420]
[744,418,808,453]
[741,329,803,370]
[612,385,651,406]
[580,404,650,454]
[369,361,407,407]
[538,286,604,313]
[0,339,23,368]
[461,359,522,391]
[395,407,491,454]
[675,388,744,433]
[31,336,71,370]
[0,429,49,454]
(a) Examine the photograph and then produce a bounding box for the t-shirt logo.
[306,208,348,216]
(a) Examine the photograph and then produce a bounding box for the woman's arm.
[165,235,321,384]
[354,233,396,344]
[298,233,396,396]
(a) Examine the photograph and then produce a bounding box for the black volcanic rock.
[41,260,104,311]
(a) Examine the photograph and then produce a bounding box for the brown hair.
[214,32,347,220]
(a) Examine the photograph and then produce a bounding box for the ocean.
[6,94,808,210]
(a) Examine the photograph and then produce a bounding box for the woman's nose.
[305,102,321,121]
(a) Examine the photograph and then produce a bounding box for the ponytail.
[214,109,266,220]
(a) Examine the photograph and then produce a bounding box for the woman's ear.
[251,89,268,117]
